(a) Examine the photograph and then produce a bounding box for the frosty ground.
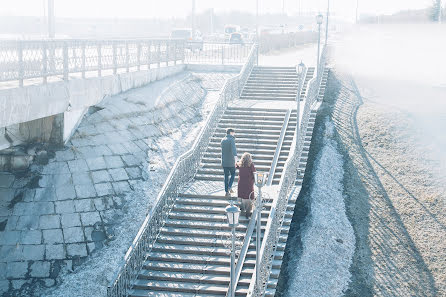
[278,24,446,297]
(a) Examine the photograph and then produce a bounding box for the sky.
[1,0,433,21]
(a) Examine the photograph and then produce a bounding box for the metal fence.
[0,39,257,88]
[184,42,254,65]
[247,45,328,297]
[0,39,185,86]
[106,43,258,297]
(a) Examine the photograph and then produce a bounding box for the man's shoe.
[229,189,235,194]
[225,192,231,197]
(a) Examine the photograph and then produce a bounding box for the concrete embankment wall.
[0,65,185,150]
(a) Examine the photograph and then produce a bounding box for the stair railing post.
[97,42,102,77]
[113,41,117,75]
[221,44,225,65]
[18,41,24,87]
[63,41,69,81]
[81,42,86,79]
[42,42,48,84]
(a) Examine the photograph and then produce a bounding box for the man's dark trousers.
[223,167,236,193]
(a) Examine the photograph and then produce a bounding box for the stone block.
[11,279,27,290]
[22,190,35,202]
[55,185,77,200]
[0,263,5,279]
[0,245,23,262]
[45,244,65,260]
[93,198,107,211]
[112,181,131,194]
[74,184,97,199]
[55,149,75,162]
[63,227,84,243]
[121,154,140,167]
[93,145,113,156]
[84,226,93,242]
[67,159,89,173]
[16,215,39,230]
[30,261,50,278]
[74,199,95,212]
[125,167,142,180]
[22,244,44,261]
[5,216,19,231]
[107,143,128,155]
[104,156,124,169]
[39,215,61,229]
[108,168,129,181]
[61,213,81,228]
[66,243,88,257]
[34,188,57,202]
[91,170,111,184]
[80,212,102,227]
[72,173,93,186]
[20,230,42,244]
[0,280,8,294]
[6,262,28,279]
[122,141,142,153]
[0,231,20,245]
[39,174,72,188]
[94,183,114,197]
[42,161,70,175]
[43,229,64,244]
[0,189,16,203]
[55,200,75,214]
[0,173,15,188]
[85,157,107,171]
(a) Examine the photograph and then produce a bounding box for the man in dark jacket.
[221,128,237,196]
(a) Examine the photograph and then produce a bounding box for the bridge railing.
[0,39,186,87]
[0,39,256,88]
[247,45,328,297]
[184,42,254,65]
[106,43,258,297]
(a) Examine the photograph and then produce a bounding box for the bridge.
[0,39,328,296]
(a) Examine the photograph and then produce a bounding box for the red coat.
[236,163,256,200]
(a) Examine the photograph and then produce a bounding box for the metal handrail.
[106,43,258,297]
[266,109,291,186]
[247,45,328,297]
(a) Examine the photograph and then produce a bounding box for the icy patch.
[286,119,355,297]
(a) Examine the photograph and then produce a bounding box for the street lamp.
[254,171,268,292]
[316,14,323,77]
[225,202,240,297]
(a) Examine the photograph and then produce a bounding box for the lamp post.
[316,14,323,77]
[225,202,240,297]
[325,0,330,46]
[254,171,268,293]
[296,61,305,150]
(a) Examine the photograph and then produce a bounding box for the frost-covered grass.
[286,119,355,297]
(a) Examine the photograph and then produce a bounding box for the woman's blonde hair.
[239,152,252,167]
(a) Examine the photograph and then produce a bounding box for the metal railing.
[247,46,328,297]
[184,42,254,65]
[0,39,185,86]
[106,43,258,297]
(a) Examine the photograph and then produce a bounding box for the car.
[170,28,203,50]
[229,32,243,44]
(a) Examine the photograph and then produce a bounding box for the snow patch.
[286,119,355,297]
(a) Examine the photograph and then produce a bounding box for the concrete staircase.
[240,66,314,102]
[125,66,329,297]
[195,107,297,185]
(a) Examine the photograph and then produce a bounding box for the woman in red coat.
[236,153,256,218]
